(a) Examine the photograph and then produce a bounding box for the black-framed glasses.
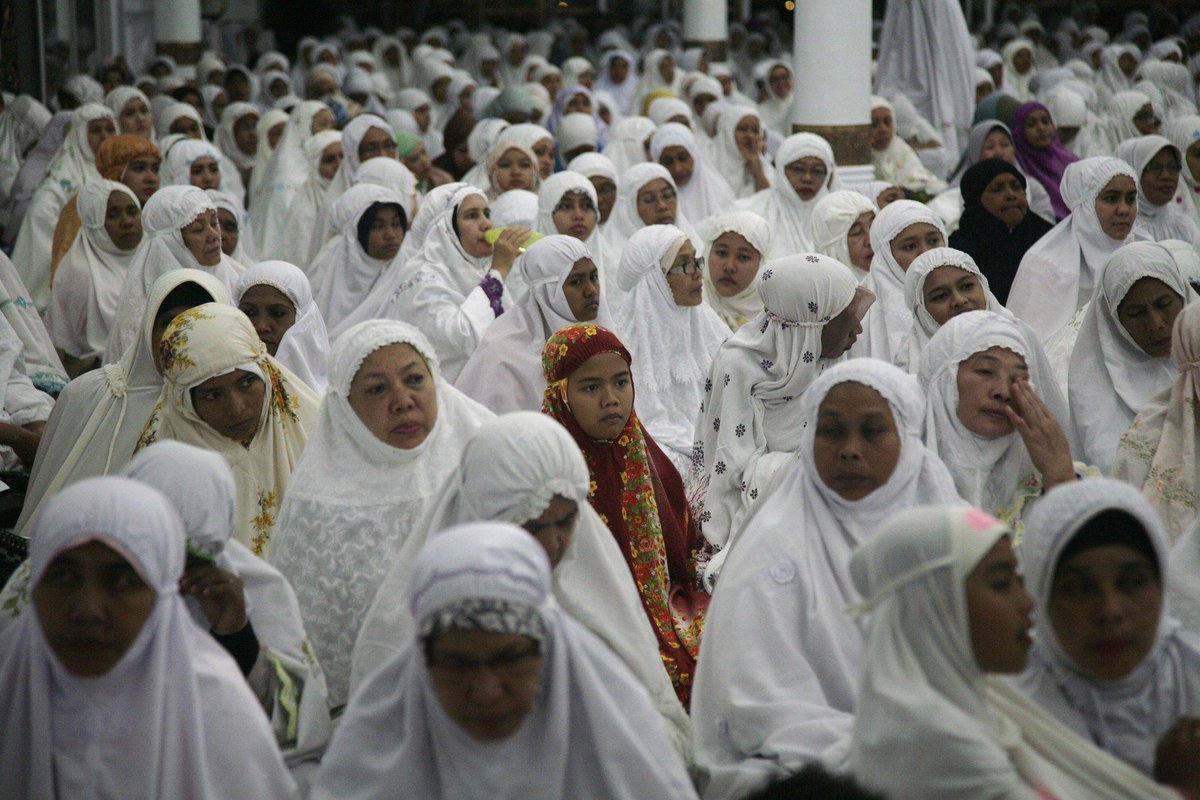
[667,256,704,276]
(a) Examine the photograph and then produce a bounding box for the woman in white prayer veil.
[752,59,793,135]
[531,170,609,284]
[459,117,509,191]
[632,49,683,113]
[920,309,1084,536]
[269,320,492,709]
[247,107,288,213]
[1069,241,1196,474]
[236,260,330,394]
[207,188,257,266]
[607,163,700,273]
[1002,38,1038,101]
[848,504,1180,800]
[868,96,949,196]
[1008,156,1137,343]
[250,102,334,251]
[0,95,51,206]
[650,122,736,225]
[372,185,528,381]
[707,105,771,200]
[615,224,728,474]
[605,115,656,178]
[11,103,114,312]
[350,412,693,758]
[695,253,866,589]
[1080,90,1154,158]
[896,246,1022,373]
[0,477,299,800]
[854,199,947,362]
[1017,478,1200,778]
[1114,301,1200,544]
[308,183,406,332]
[120,441,333,771]
[258,129,341,268]
[327,182,467,342]
[455,236,611,414]
[352,155,418,233]
[690,359,962,800]
[304,113,396,265]
[699,210,771,330]
[312,521,699,800]
[738,132,837,261]
[16,269,229,533]
[811,190,877,281]
[46,180,141,364]
[155,105,246,200]
[1116,135,1200,248]
[105,185,245,362]
[214,102,258,186]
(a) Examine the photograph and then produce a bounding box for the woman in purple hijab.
[1012,100,1080,220]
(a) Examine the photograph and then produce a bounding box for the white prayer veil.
[690,359,962,799]
[856,199,947,362]
[455,235,611,413]
[738,132,838,261]
[698,209,771,330]
[350,411,692,755]
[0,476,296,799]
[849,504,1177,799]
[1017,478,1200,776]
[236,259,331,394]
[1008,157,1138,341]
[1068,241,1196,473]
[810,190,877,281]
[614,223,728,469]
[312,521,698,800]
[268,319,492,707]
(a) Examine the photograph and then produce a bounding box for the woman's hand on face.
[1154,716,1200,797]
[490,225,531,278]
[179,562,248,635]
[1003,378,1075,490]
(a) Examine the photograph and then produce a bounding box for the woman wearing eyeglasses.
[1116,135,1200,249]
[739,132,839,261]
[614,224,729,476]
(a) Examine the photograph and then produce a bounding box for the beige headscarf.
[135,302,319,555]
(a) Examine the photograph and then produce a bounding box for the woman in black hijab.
[949,157,1053,304]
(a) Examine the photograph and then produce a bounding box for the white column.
[790,0,874,189]
[153,0,201,76]
[684,0,729,63]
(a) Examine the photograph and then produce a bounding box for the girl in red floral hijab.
[541,322,707,705]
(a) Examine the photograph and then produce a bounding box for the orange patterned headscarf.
[95,133,160,181]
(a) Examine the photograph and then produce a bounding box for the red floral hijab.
[541,323,705,704]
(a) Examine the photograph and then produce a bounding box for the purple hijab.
[1012,101,1079,220]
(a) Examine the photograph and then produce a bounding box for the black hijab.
[949,157,1053,305]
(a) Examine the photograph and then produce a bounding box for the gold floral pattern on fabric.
[251,488,278,555]
[157,306,214,374]
[264,360,301,425]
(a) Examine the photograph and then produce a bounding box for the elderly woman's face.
[182,209,222,266]
[34,541,157,677]
[955,347,1027,439]
[191,368,267,442]
[426,627,542,741]
[348,343,438,449]
[1117,277,1183,358]
[811,381,902,500]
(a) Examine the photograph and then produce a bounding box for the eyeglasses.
[786,164,828,179]
[427,642,540,679]
[1143,161,1181,175]
[637,187,677,205]
[666,256,704,276]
